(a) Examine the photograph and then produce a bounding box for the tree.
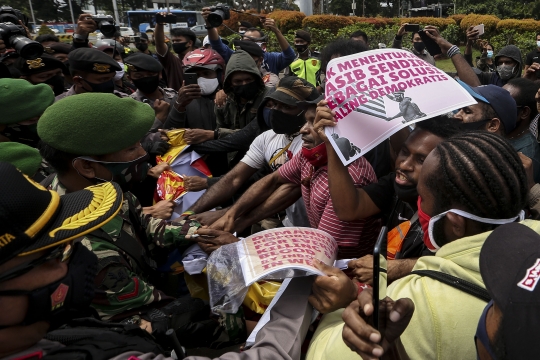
[38,23,55,35]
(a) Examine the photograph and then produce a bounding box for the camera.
[0,7,43,59]
[91,15,117,38]
[207,4,230,28]
[155,13,177,24]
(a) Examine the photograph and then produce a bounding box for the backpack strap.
[410,269,490,302]
[39,173,57,188]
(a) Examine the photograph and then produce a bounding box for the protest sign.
[324,48,477,165]
[237,227,338,286]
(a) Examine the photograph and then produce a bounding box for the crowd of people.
[0,7,540,360]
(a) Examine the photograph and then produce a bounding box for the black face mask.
[458,119,492,131]
[1,123,40,147]
[295,45,308,54]
[393,180,419,205]
[413,42,426,53]
[136,42,148,52]
[83,78,115,93]
[44,74,66,96]
[269,109,305,134]
[172,42,188,55]
[0,243,97,331]
[232,81,260,100]
[133,75,160,94]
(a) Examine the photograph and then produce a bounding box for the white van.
[120,26,135,37]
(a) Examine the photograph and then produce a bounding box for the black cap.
[233,40,264,58]
[266,76,319,106]
[480,222,540,359]
[124,52,163,73]
[295,30,311,43]
[297,94,324,110]
[68,48,122,74]
[14,54,66,75]
[139,32,149,40]
[44,42,72,55]
[0,162,123,265]
[238,21,253,28]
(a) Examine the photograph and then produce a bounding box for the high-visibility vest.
[289,57,321,86]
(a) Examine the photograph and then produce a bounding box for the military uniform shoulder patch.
[93,63,111,73]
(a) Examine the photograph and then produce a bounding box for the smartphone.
[473,24,485,37]
[183,73,198,85]
[417,29,442,56]
[404,24,420,33]
[155,13,177,24]
[372,226,388,332]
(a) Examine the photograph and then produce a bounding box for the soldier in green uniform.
[0,78,55,147]
[55,47,123,100]
[37,93,220,347]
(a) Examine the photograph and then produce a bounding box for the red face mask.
[301,142,328,167]
[417,196,436,252]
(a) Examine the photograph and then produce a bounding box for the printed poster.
[324,48,477,166]
[237,227,338,287]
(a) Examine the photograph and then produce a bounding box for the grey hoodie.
[478,45,523,86]
[216,50,272,138]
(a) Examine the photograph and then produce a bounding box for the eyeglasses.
[0,243,73,284]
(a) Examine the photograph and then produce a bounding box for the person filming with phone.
[392,23,435,65]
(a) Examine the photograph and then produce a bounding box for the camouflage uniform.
[49,176,201,321]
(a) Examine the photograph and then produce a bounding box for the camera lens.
[99,22,117,38]
[11,35,44,59]
[207,10,225,28]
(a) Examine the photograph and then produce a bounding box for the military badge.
[312,59,318,66]
[44,46,55,54]
[26,58,45,70]
[93,63,111,73]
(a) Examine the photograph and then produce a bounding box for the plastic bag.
[207,243,249,314]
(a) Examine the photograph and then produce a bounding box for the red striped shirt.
[279,152,381,259]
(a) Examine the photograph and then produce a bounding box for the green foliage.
[336,23,400,49]
[268,10,306,34]
[490,30,537,61]
[441,24,461,46]
[38,23,55,35]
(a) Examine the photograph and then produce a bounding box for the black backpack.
[43,318,166,360]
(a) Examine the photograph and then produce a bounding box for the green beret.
[0,142,42,176]
[0,79,55,125]
[68,48,122,75]
[44,42,73,55]
[15,54,67,76]
[38,93,154,155]
[124,52,163,73]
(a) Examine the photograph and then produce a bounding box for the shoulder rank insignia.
[93,63,111,73]
[26,58,45,70]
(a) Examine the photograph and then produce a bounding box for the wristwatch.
[73,33,88,41]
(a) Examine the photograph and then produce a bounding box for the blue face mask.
[263,107,272,127]
[487,50,493,58]
[475,300,498,360]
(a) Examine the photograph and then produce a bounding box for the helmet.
[93,39,125,56]
[183,48,225,72]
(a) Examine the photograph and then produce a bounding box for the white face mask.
[426,209,525,252]
[197,77,219,96]
[114,62,125,81]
